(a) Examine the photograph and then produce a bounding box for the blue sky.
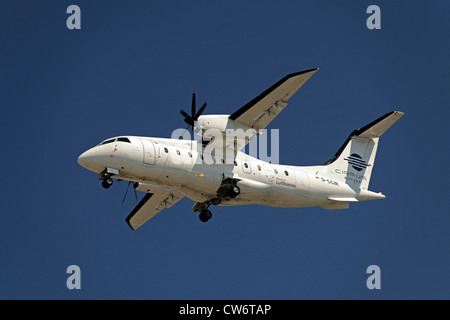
[1,1,449,299]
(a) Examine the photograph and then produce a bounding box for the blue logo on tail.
[344,153,371,171]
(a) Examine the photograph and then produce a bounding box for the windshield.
[98,138,115,146]
[117,137,131,143]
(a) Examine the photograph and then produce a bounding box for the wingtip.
[125,217,137,230]
[287,68,320,78]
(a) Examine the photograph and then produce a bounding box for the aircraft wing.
[125,187,184,230]
[229,68,318,131]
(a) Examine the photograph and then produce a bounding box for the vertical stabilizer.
[323,111,404,190]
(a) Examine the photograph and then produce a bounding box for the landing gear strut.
[216,178,240,199]
[192,178,241,223]
[192,201,213,223]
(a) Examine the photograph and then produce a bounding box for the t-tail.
[323,111,404,195]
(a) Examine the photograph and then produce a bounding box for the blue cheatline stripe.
[346,157,367,164]
[344,158,369,166]
[352,164,368,169]
[347,159,367,165]
[350,162,369,167]
[344,161,370,169]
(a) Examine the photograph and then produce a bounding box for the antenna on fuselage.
[122,181,138,205]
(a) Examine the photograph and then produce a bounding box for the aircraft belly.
[222,178,315,208]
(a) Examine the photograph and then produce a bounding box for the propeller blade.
[179,91,206,137]
[180,110,190,118]
[194,101,207,119]
[191,91,196,118]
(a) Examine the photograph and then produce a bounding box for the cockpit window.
[99,138,115,146]
[117,137,130,143]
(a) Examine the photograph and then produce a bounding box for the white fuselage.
[78,136,382,209]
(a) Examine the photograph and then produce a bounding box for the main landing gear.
[216,179,240,199]
[192,201,213,223]
[193,178,241,223]
[199,210,212,223]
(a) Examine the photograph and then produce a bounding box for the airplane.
[77,68,404,230]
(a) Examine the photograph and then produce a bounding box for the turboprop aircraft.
[77,68,404,230]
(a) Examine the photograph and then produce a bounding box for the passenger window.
[284,170,289,176]
[234,161,238,166]
[164,147,168,153]
[257,165,261,171]
[244,163,249,169]
[176,150,181,156]
[274,168,278,174]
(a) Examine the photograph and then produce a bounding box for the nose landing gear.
[99,168,116,189]
[101,177,113,189]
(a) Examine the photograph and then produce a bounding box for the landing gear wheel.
[199,210,212,223]
[228,185,240,198]
[102,178,113,189]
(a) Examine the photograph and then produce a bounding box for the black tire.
[217,187,228,199]
[228,185,240,198]
[199,210,212,222]
[102,180,111,189]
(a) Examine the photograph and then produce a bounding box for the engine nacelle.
[195,115,258,143]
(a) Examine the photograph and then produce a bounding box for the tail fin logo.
[344,153,371,172]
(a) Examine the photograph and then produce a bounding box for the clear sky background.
[1,1,449,299]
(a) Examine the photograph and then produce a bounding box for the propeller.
[180,91,207,136]
[122,181,138,204]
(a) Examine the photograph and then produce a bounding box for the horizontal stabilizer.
[356,111,404,139]
[321,201,350,210]
[328,197,358,202]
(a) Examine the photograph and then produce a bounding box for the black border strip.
[125,193,154,230]
[322,111,395,165]
[229,68,319,121]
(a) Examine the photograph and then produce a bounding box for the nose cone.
[77,150,92,168]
